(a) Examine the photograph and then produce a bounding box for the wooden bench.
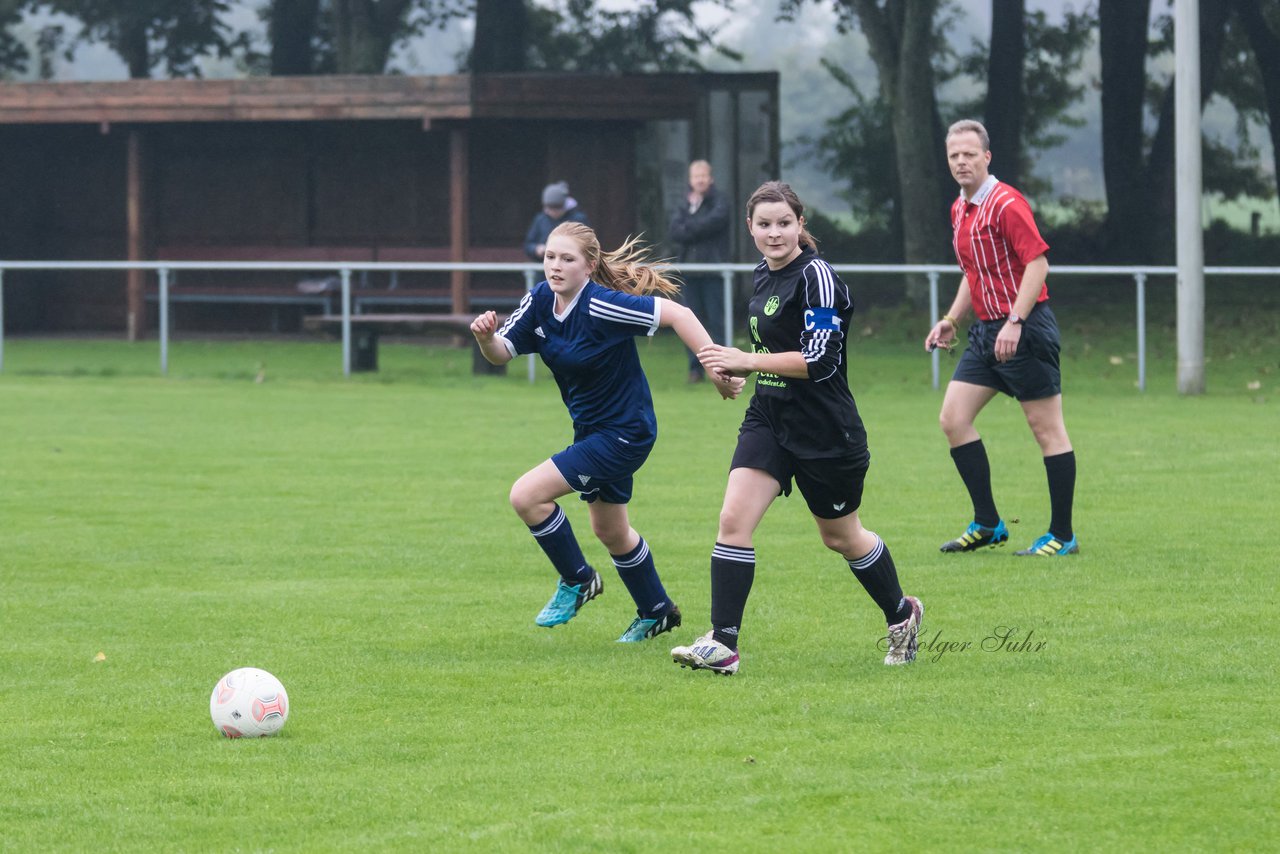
[150,245,530,330]
[303,312,508,374]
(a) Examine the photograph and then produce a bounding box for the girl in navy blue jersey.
[670,181,924,674]
[472,222,743,643]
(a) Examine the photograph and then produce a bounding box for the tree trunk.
[121,16,150,79]
[471,0,527,72]
[984,0,1025,188]
[1234,0,1280,207]
[331,0,408,74]
[1099,0,1150,260]
[850,0,950,300]
[269,0,320,75]
[1143,0,1231,259]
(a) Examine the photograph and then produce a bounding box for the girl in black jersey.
[670,182,924,674]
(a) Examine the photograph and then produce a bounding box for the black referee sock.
[710,543,755,650]
[950,439,1000,528]
[1044,451,1076,541]
[847,536,909,625]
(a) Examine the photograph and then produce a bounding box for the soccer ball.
[210,667,289,738]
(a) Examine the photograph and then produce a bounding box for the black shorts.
[952,302,1061,401]
[730,413,869,519]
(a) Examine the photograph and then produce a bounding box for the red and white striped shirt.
[950,175,1050,322]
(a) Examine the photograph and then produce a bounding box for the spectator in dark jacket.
[668,160,732,382]
[524,182,590,261]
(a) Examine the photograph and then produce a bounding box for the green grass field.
[1,305,1276,851]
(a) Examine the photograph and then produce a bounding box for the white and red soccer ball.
[210,668,289,738]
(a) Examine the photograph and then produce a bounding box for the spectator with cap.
[524,181,590,261]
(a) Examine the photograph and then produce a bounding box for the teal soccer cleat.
[535,569,603,627]
[1015,533,1079,556]
[617,605,682,643]
[940,519,1009,552]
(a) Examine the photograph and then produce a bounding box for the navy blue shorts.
[552,430,654,505]
[952,303,1062,401]
[730,412,869,519]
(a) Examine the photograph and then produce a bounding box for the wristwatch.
[1007,310,1023,326]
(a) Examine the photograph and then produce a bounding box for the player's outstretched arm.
[699,343,808,380]
[471,311,515,366]
[658,299,743,399]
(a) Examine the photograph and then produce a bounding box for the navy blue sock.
[611,536,670,618]
[950,439,1000,528]
[710,543,755,650]
[848,536,909,625]
[528,505,592,583]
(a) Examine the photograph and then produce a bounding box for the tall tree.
[955,4,1092,196]
[983,0,1025,188]
[331,0,412,73]
[842,0,952,272]
[36,0,233,78]
[268,0,321,74]
[467,0,735,73]
[1099,0,1232,260]
[1098,0,1149,257]
[470,0,525,72]
[1232,0,1280,206]
[258,0,467,75]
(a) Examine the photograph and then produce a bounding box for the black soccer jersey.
[743,246,868,462]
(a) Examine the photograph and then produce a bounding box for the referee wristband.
[941,314,958,328]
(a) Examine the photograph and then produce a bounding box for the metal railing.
[0,259,1276,389]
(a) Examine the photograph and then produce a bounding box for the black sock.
[950,439,999,527]
[848,536,909,625]
[710,543,754,650]
[1044,451,1076,541]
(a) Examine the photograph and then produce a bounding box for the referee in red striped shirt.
[924,119,1078,557]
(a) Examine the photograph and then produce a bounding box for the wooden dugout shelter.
[0,72,778,335]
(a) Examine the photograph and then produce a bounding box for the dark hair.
[547,222,680,297]
[745,181,818,249]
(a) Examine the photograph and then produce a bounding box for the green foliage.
[794,1,1093,226]
[940,4,1093,196]
[33,0,235,77]
[0,329,1276,849]
[791,60,899,233]
[0,0,30,76]
[1145,1,1275,204]
[805,208,901,267]
[519,0,739,72]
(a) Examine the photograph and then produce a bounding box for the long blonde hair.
[548,222,681,297]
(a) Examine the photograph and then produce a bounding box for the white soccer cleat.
[884,596,924,665]
[671,631,740,675]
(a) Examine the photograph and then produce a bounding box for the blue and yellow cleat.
[940,519,1009,553]
[535,569,602,627]
[1015,533,1079,556]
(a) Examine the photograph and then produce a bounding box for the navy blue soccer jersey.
[497,280,663,444]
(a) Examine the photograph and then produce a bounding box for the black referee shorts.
[952,302,1062,401]
[730,412,870,519]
